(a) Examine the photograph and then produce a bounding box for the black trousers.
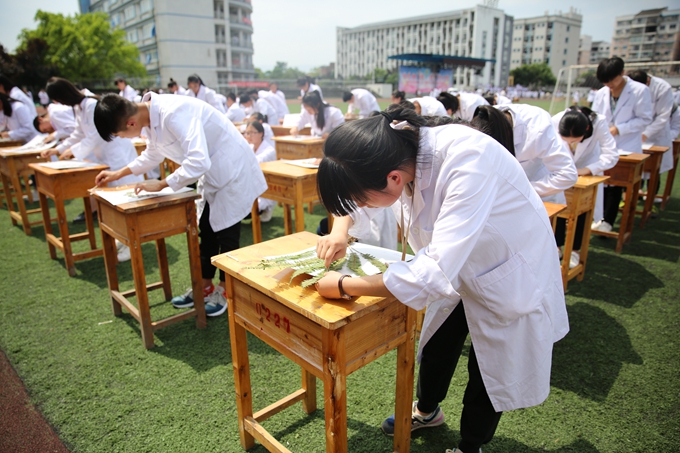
[602,186,623,225]
[555,213,587,250]
[199,202,241,282]
[417,303,502,452]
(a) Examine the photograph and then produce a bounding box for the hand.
[43,132,56,143]
[290,127,298,136]
[0,131,10,139]
[609,126,619,137]
[95,170,119,187]
[642,134,647,142]
[134,179,168,194]
[317,233,348,269]
[577,168,592,176]
[315,271,345,299]
[58,149,73,160]
[40,149,59,159]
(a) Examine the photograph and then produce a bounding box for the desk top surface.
[574,175,610,188]
[212,231,398,330]
[272,135,325,144]
[29,162,109,176]
[91,186,201,213]
[0,147,44,158]
[543,202,567,218]
[643,145,670,154]
[260,160,318,177]
[0,140,24,148]
[617,153,649,164]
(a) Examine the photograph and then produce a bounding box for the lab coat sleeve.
[586,119,619,175]
[55,116,86,153]
[7,104,36,142]
[297,109,312,130]
[383,148,498,310]
[327,108,345,132]
[670,109,680,140]
[527,123,578,197]
[644,85,673,140]
[162,114,212,191]
[591,91,606,117]
[68,103,101,160]
[127,140,165,176]
[616,87,652,137]
[206,91,226,113]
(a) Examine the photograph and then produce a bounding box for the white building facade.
[579,35,611,65]
[80,0,255,91]
[611,7,680,68]
[336,5,514,89]
[510,8,582,76]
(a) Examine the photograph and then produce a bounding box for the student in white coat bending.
[290,91,344,138]
[591,57,652,232]
[245,120,276,222]
[167,78,187,95]
[93,92,267,317]
[0,93,39,143]
[33,103,76,142]
[438,91,489,121]
[115,78,138,102]
[342,88,380,119]
[0,74,38,119]
[314,107,568,453]
[411,96,447,117]
[297,76,323,101]
[259,85,289,123]
[225,92,246,123]
[552,106,619,268]
[185,74,226,114]
[240,93,278,126]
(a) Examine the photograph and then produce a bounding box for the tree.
[17,10,145,82]
[0,39,59,95]
[510,63,556,89]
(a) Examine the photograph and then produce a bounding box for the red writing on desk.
[255,302,291,333]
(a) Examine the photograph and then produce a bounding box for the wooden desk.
[30,162,108,276]
[133,140,178,180]
[271,126,311,137]
[0,139,24,148]
[656,140,679,211]
[0,148,46,234]
[592,153,649,253]
[556,175,609,291]
[272,136,325,160]
[543,202,567,232]
[637,145,669,228]
[92,189,206,349]
[251,161,319,243]
[212,232,416,453]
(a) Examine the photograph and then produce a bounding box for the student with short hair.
[259,83,289,123]
[185,74,225,113]
[0,74,38,118]
[314,106,568,453]
[225,92,246,123]
[239,94,278,125]
[0,92,39,143]
[411,96,447,116]
[32,103,76,142]
[92,92,267,316]
[342,88,380,119]
[290,91,343,138]
[296,76,322,100]
[114,78,138,102]
[391,90,406,104]
[167,78,187,95]
[591,57,652,232]
[438,91,489,121]
[244,120,276,222]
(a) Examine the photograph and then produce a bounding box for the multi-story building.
[79,0,255,91]
[579,35,611,65]
[611,7,680,68]
[510,8,582,76]
[335,4,514,88]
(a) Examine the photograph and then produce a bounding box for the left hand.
[315,271,345,299]
[58,149,74,160]
[577,167,592,176]
[642,134,647,142]
[609,125,619,137]
[0,131,10,139]
[134,179,168,194]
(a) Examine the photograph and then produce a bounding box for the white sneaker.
[204,286,228,317]
[591,220,613,233]
[569,251,580,269]
[117,245,131,262]
[115,239,125,251]
[259,206,274,223]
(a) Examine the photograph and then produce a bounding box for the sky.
[0,0,676,72]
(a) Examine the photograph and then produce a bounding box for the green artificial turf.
[1,144,679,452]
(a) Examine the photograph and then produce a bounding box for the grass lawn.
[1,135,679,451]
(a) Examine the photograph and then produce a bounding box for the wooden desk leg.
[251,201,262,244]
[24,174,35,204]
[227,294,255,450]
[39,192,57,260]
[283,204,292,235]
[83,197,98,250]
[9,161,31,235]
[322,328,347,453]
[186,202,206,329]
[101,228,122,317]
[577,207,596,282]
[616,183,637,254]
[55,198,76,277]
[393,307,416,453]
[128,225,154,349]
[294,180,305,233]
[640,166,660,229]
[156,238,173,301]
[302,368,317,413]
[1,173,15,223]
[561,200,579,292]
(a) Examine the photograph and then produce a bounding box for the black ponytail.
[559,105,595,141]
[0,92,15,116]
[437,91,459,115]
[470,105,515,156]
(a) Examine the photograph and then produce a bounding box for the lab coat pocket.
[202,150,232,190]
[615,105,633,123]
[471,253,541,324]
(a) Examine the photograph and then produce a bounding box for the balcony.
[229,16,253,30]
[230,39,253,51]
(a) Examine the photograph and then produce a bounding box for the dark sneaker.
[205,287,228,317]
[171,284,214,309]
[381,401,445,436]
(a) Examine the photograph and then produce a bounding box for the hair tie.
[380,111,393,122]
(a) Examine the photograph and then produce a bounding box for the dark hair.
[559,105,596,141]
[167,78,178,89]
[302,91,328,130]
[437,91,459,114]
[484,95,496,105]
[318,106,433,216]
[392,90,405,102]
[114,77,126,85]
[296,77,311,88]
[342,91,353,102]
[227,92,237,102]
[596,57,625,83]
[246,120,265,139]
[45,77,88,106]
[0,74,17,93]
[627,69,648,85]
[187,74,204,86]
[93,93,139,142]
[269,81,277,87]
[399,100,416,111]
[250,111,267,123]
[239,95,252,106]
[33,115,41,132]
[0,92,16,116]
[470,105,515,156]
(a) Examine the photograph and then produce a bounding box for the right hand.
[43,132,56,144]
[40,149,59,159]
[317,233,348,269]
[290,127,298,136]
[95,170,119,187]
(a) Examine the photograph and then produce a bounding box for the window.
[215,24,225,43]
[124,5,136,21]
[565,37,569,43]
[214,0,224,19]
[127,29,138,43]
[140,0,152,14]
[564,49,567,54]
[216,49,227,67]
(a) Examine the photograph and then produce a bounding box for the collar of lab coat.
[497,106,526,154]
[142,91,161,143]
[405,127,437,221]
[611,76,637,119]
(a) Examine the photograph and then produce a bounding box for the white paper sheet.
[282,158,320,169]
[92,186,193,206]
[13,134,58,153]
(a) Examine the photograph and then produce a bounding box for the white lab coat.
[38,91,50,105]
[9,86,37,119]
[252,98,278,125]
[495,94,512,105]
[552,110,619,221]
[591,76,653,154]
[119,85,138,102]
[128,93,267,231]
[348,125,568,412]
[301,83,323,100]
[643,76,674,173]
[413,96,447,116]
[47,104,76,140]
[55,98,141,187]
[456,92,489,121]
[0,100,38,143]
[252,141,277,211]
[173,85,187,95]
[669,104,680,140]
[296,105,344,137]
[259,90,289,120]
[226,102,246,123]
[185,85,226,114]
[348,89,380,119]
[496,104,578,203]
